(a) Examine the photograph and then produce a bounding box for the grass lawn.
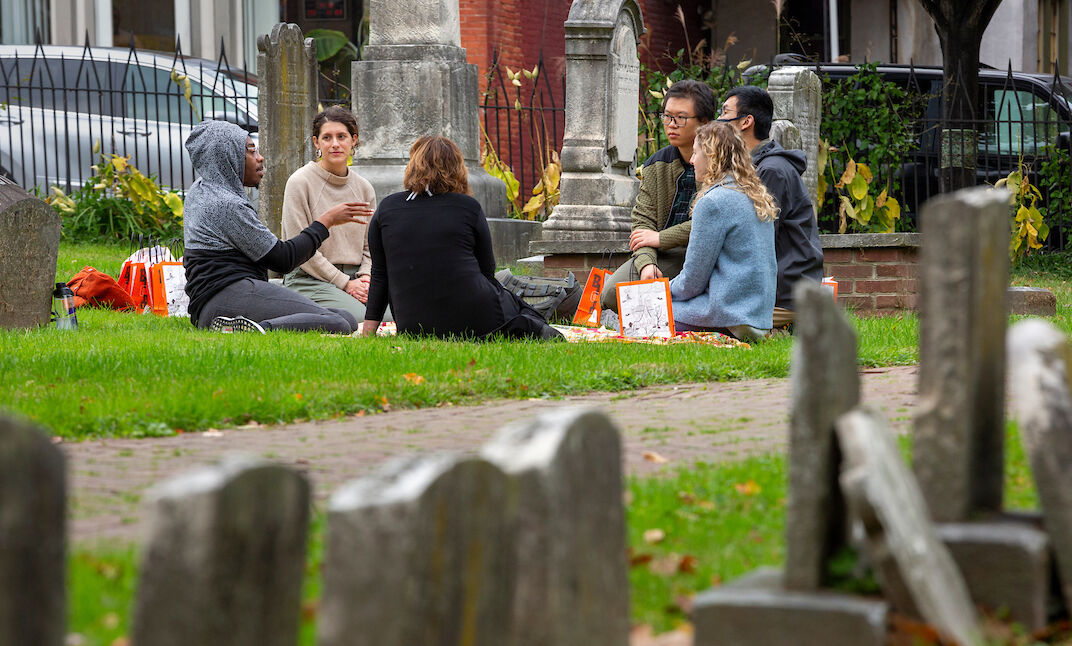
[22,244,1072,644]
[2,242,923,440]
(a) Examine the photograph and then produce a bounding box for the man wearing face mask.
[600,80,715,313]
[716,85,824,328]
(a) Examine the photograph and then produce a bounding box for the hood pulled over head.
[185,119,249,193]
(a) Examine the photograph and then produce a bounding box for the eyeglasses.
[658,112,699,127]
[245,143,259,155]
[716,114,746,123]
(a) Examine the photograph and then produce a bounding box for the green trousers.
[283,264,393,322]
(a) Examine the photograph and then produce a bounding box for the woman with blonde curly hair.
[359,136,561,340]
[668,121,778,341]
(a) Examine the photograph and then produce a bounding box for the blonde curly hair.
[692,122,778,222]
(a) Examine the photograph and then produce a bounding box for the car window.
[982,87,1060,155]
[124,65,201,124]
[0,56,121,116]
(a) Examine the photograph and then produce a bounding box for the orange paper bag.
[572,267,609,326]
[149,262,190,317]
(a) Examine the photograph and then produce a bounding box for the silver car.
[0,44,258,193]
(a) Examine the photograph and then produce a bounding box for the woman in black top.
[360,136,561,340]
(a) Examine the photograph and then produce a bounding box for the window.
[981,88,1061,155]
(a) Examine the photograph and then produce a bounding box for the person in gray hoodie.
[182,119,367,333]
[718,86,824,327]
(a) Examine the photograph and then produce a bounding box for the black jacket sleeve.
[256,221,329,273]
[472,208,496,280]
[364,214,389,322]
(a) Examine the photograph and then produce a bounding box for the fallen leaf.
[294,393,303,401]
[301,599,318,621]
[677,491,696,504]
[109,638,129,646]
[355,410,366,417]
[102,613,120,630]
[203,429,224,438]
[378,396,391,412]
[403,372,425,385]
[648,554,681,576]
[643,528,666,544]
[51,436,64,444]
[628,549,653,567]
[642,451,669,464]
[677,554,698,574]
[696,500,716,511]
[733,479,761,496]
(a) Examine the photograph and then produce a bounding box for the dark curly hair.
[312,105,359,145]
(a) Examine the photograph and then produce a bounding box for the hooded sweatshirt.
[751,140,824,309]
[182,120,328,325]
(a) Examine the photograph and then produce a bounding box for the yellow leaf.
[511,78,521,87]
[849,173,868,201]
[522,194,545,215]
[885,196,901,222]
[649,90,664,100]
[736,58,752,70]
[857,163,872,182]
[111,155,129,172]
[875,187,887,208]
[403,372,425,385]
[838,159,856,188]
[92,139,101,155]
[163,192,183,219]
[642,450,669,464]
[816,139,829,173]
[734,480,761,495]
[816,176,827,208]
[514,98,522,111]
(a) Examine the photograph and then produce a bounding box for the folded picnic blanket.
[67,266,137,310]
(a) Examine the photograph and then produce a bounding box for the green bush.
[818,63,929,233]
[1038,144,1071,249]
[46,154,184,243]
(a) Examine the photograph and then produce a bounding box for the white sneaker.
[209,316,266,334]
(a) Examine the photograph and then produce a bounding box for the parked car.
[0,44,259,193]
[769,56,1072,225]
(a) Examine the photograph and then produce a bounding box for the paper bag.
[572,267,609,326]
[615,278,675,338]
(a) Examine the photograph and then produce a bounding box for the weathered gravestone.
[481,407,629,646]
[768,67,822,207]
[350,0,506,217]
[1007,318,1072,616]
[131,456,310,646]
[837,407,983,646]
[0,415,66,646]
[784,280,857,591]
[531,0,644,257]
[318,454,515,646]
[256,23,317,236]
[693,568,888,646]
[0,183,62,330]
[915,187,1010,522]
[694,282,888,646]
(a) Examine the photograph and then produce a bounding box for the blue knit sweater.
[668,179,777,329]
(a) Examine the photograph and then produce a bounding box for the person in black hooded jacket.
[718,86,824,327]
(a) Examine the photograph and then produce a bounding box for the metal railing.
[807,61,1072,249]
[480,49,565,209]
[0,37,258,194]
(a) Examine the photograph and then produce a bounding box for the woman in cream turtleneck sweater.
[281,106,392,322]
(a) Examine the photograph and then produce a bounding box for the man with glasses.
[601,80,716,313]
[718,86,823,328]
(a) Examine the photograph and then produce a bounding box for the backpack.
[495,269,582,323]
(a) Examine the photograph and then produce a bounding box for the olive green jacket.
[631,145,694,274]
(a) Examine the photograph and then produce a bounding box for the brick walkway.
[65,365,917,544]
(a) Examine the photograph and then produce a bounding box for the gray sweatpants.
[198,278,358,333]
[600,247,687,312]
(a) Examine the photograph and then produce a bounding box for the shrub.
[46,155,183,242]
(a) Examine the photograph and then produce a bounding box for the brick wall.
[820,235,921,316]
[459,0,704,174]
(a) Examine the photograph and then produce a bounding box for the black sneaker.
[209,316,266,334]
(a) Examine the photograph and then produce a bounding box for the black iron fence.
[806,61,1072,249]
[480,50,565,214]
[0,39,257,194]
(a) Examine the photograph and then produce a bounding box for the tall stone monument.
[256,24,317,237]
[530,0,644,268]
[350,0,506,217]
[768,68,822,208]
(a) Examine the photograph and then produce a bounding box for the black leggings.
[198,278,358,333]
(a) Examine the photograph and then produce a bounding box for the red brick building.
[458,0,705,203]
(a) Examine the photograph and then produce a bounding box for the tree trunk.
[916,0,1003,191]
